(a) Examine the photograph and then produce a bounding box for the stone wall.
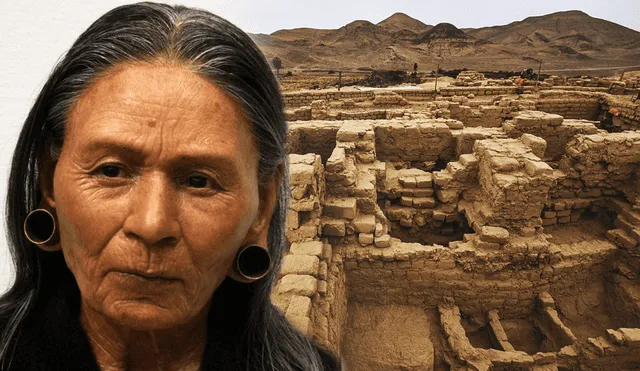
[536,90,601,120]
[606,96,640,130]
[440,86,535,97]
[286,154,325,241]
[578,328,640,370]
[502,110,599,160]
[374,120,456,162]
[312,247,347,355]
[282,89,438,108]
[288,121,340,163]
[283,91,374,107]
[556,132,640,202]
[341,238,616,318]
[458,137,556,237]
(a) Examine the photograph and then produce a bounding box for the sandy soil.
[341,303,447,371]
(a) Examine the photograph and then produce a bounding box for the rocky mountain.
[464,10,640,65]
[251,10,640,71]
[377,12,432,37]
[416,23,475,43]
[464,11,639,49]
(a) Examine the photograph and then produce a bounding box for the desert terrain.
[251,10,640,73]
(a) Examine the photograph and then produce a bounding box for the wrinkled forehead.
[63,62,258,167]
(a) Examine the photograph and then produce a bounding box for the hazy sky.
[0,0,638,290]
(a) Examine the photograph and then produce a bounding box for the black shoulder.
[314,344,341,371]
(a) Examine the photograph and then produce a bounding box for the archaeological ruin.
[271,75,640,371]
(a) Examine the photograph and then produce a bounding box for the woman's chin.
[103,300,192,331]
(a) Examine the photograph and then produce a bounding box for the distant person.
[599,107,622,133]
[515,77,525,94]
[0,2,340,370]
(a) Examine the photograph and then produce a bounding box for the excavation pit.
[276,85,640,370]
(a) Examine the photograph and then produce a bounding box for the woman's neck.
[80,300,209,371]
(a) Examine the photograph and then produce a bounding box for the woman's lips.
[111,269,179,281]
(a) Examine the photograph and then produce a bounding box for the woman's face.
[41,62,274,330]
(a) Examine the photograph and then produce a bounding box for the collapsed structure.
[271,79,640,371]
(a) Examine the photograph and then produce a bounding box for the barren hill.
[252,11,640,72]
[377,12,432,34]
[465,10,639,48]
[416,23,474,43]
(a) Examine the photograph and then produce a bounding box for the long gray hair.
[1,2,327,370]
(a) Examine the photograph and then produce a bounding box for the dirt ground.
[277,72,365,92]
[545,212,614,244]
[341,303,448,371]
[276,72,456,92]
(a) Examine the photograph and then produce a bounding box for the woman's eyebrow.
[81,138,239,172]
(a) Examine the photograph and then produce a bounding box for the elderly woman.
[0,2,340,370]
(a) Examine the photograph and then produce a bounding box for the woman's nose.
[123,172,180,247]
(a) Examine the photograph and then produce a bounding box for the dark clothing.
[0,254,340,370]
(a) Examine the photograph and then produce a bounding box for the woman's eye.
[187,175,208,188]
[99,165,123,178]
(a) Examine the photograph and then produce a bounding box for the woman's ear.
[30,141,62,252]
[244,161,284,247]
[37,141,57,209]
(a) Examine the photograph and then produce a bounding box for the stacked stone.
[607,81,627,95]
[461,138,556,242]
[485,79,515,86]
[547,85,609,93]
[557,132,640,198]
[286,108,390,122]
[275,241,331,337]
[337,110,387,120]
[430,100,453,119]
[323,122,391,247]
[282,91,375,108]
[287,121,341,162]
[453,71,485,87]
[544,76,566,86]
[606,98,640,130]
[455,127,508,156]
[545,131,640,228]
[336,121,376,164]
[607,198,640,250]
[344,238,615,317]
[336,121,384,214]
[540,198,594,227]
[503,110,599,159]
[382,167,442,232]
[462,105,504,128]
[322,197,357,238]
[438,300,537,369]
[392,89,437,102]
[565,76,622,89]
[493,96,537,120]
[340,99,356,109]
[372,90,408,106]
[432,152,478,205]
[310,100,331,120]
[323,146,356,239]
[435,95,469,104]
[284,106,312,121]
[374,120,455,162]
[287,154,325,242]
[536,292,577,349]
[535,91,600,119]
[440,86,533,97]
[581,328,640,369]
